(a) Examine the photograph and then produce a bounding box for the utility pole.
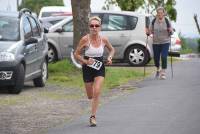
[194,14,200,35]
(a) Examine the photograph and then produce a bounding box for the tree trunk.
[71,0,91,49]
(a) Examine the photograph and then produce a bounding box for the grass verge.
[48,59,153,91]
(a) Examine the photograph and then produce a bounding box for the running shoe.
[160,73,166,80]
[89,115,97,127]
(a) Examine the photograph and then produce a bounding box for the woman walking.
[147,7,173,79]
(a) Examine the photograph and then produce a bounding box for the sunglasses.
[89,24,100,28]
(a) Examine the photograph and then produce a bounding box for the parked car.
[46,11,153,66]
[0,8,48,94]
[169,29,181,57]
[38,6,72,20]
[39,16,67,33]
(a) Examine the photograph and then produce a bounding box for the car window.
[0,16,19,41]
[145,15,154,28]
[29,17,40,37]
[42,12,54,18]
[90,13,103,20]
[49,19,63,25]
[63,20,73,32]
[129,16,138,30]
[42,12,71,18]
[23,17,32,39]
[103,14,129,31]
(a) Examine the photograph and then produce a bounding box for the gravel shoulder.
[0,80,140,134]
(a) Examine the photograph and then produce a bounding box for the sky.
[0,0,199,38]
[173,0,200,38]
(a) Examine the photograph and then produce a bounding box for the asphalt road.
[48,58,200,134]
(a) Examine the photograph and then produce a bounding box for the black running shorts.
[82,56,105,83]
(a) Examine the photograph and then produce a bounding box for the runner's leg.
[85,82,94,99]
[91,76,104,116]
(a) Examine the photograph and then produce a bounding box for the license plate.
[87,58,103,70]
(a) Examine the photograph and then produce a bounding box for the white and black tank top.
[85,35,105,57]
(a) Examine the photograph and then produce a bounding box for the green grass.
[48,59,150,91]
[48,60,84,88]
[104,67,144,89]
[147,57,180,66]
[180,48,193,54]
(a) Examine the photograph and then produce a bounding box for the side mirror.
[44,27,49,33]
[25,37,38,45]
[55,27,63,33]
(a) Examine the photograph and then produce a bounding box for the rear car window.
[42,12,71,18]
[100,14,138,31]
[63,20,73,32]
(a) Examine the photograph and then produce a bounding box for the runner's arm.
[103,37,115,64]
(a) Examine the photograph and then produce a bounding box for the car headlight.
[0,52,15,61]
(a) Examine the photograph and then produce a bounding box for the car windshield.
[0,16,19,41]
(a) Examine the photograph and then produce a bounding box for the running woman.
[74,16,115,127]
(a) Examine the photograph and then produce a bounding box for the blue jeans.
[153,43,170,69]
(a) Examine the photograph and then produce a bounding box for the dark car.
[0,9,48,94]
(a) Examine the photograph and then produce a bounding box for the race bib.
[87,58,103,70]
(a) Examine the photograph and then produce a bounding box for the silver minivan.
[47,11,153,66]
[0,9,48,94]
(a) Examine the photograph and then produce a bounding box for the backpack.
[151,17,172,35]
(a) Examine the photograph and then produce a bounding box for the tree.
[19,0,64,15]
[71,0,91,49]
[103,0,144,11]
[116,0,144,11]
[146,0,177,21]
[103,0,177,21]
[102,0,118,10]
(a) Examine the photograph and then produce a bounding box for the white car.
[169,29,181,57]
[38,6,71,19]
[46,11,154,66]
[39,16,68,33]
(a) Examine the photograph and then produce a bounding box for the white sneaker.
[160,73,166,80]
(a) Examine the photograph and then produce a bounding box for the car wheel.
[125,45,149,66]
[33,60,48,87]
[9,64,25,94]
[48,44,57,63]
